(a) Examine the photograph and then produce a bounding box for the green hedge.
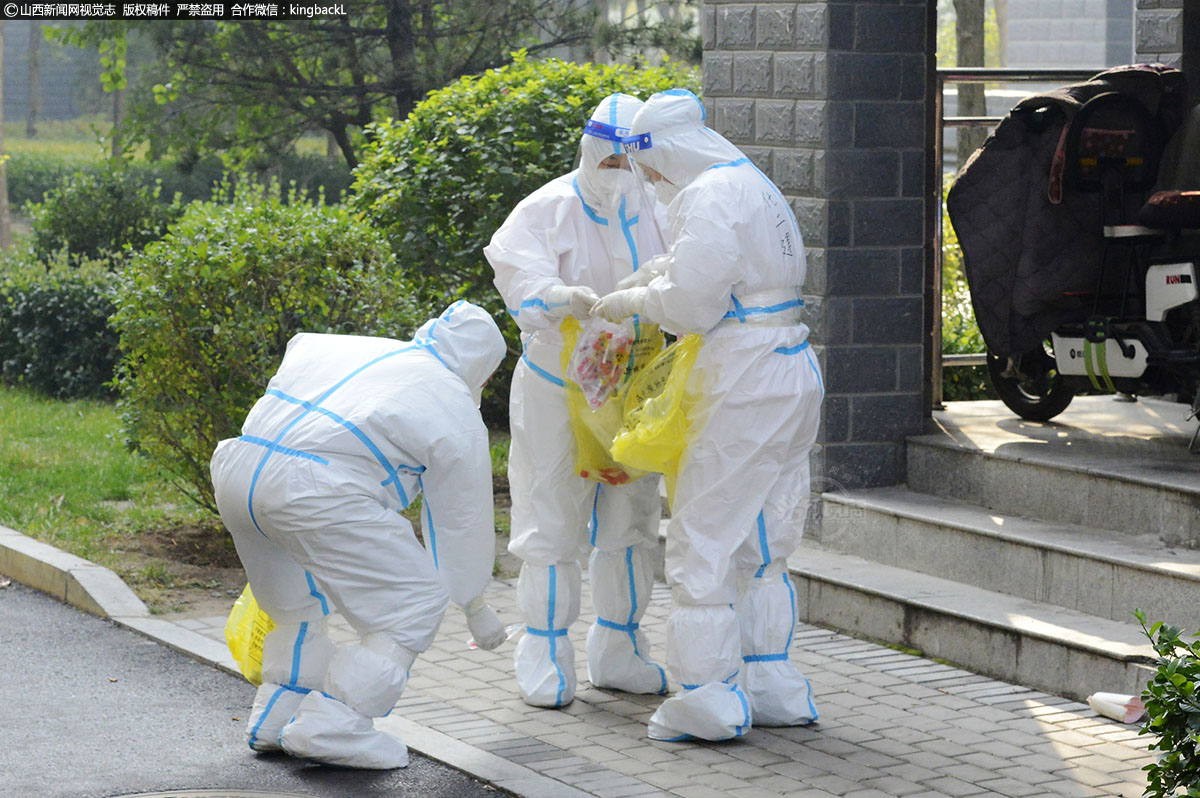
[111,182,420,513]
[8,151,354,209]
[353,52,700,423]
[27,167,185,263]
[0,253,121,399]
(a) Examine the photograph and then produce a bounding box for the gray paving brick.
[673,784,746,798]
[801,773,863,795]
[970,777,1045,797]
[859,775,925,795]
[1035,779,1107,797]
[879,761,941,782]
[163,574,1156,798]
[1063,765,1127,787]
[922,776,990,796]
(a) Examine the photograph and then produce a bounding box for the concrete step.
[908,401,1200,546]
[787,544,1156,701]
[820,486,1200,629]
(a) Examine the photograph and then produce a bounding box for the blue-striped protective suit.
[484,94,670,707]
[620,90,824,741]
[210,301,506,767]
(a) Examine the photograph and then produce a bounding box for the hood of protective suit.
[628,89,744,191]
[414,301,506,404]
[575,92,646,211]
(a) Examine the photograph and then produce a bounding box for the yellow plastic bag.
[560,316,664,485]
[610,334,702,503]
[224,583,275,686]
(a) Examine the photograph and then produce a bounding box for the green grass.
[3,118,334,161]
[0,384,204,569]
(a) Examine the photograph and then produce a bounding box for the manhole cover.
[112,792,314,798]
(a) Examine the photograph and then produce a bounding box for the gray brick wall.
[1136,0,1184,67]
[703,0,933,493]
[1007,0,1134,68]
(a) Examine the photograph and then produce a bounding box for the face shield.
[617,129,670,251]
[582,120,641,207]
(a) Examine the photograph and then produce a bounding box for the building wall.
[1135,0,1184,67]
[1006,0,1133,68]
[703,0,932,492]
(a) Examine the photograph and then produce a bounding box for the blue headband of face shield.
[583,119,656,154]
[583,119,630,142]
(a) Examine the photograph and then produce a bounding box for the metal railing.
[931,67,1101,409]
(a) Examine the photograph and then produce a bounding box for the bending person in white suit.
[593,89,825,741]
[210,301,508,768]
[484,93,669,708]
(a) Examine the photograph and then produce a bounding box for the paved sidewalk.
[172,573,1155,798]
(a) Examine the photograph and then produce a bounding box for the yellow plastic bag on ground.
[224,583,275,686]
[560,316,664,485]
[610,334,702,503]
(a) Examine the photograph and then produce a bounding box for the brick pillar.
[1135,0,1184,68]
[702,0,934,493]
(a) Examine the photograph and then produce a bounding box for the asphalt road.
[0,581,504,798]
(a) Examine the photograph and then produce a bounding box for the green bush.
[352,52,700,423]
[8,152,353,213]
[151,153,354,205]
[6,151,101,206]
[1136,610,1200,797]
[111,181,421,514]
[0,252,121,399]
[941,176,995,402]
[27,167,185,263]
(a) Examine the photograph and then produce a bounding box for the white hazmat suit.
[210,301,508,768]
[593,89,824,741]
[484,93,669,707]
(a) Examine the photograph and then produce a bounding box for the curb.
[0,523,588,798]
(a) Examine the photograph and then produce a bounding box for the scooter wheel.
[986,343,1075,422]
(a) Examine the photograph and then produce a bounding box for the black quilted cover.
[947,66,1187,356]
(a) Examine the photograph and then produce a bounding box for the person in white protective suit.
[209,301,509,768]
[483,93,670,708]
[592,89,825,741]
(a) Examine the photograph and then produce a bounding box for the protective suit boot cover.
[279,691,409,769]
[245,682,306,752]
[650,603,747,740]
[514,561,581,707]
[324,634,416,719]
[249,620,337,752]
[647,682,752,742]
[586,545,667,694]
[738,566,818,727]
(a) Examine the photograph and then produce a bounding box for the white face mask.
[654,179,680,206]
[591,167,639,205]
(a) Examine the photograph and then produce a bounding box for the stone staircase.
[789,397,1200,701]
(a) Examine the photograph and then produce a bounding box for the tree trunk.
[0,22,12,250]
[994,0,1008,67]
[954,0,988,168]
[112,88,125,159]
[329,122,357,170]
[592,0,610,64]
[384,0,417,122]
[26,21,39,137]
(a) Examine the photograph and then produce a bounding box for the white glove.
[545,285,600,319]
[615,254,669,290]
[591,287,647,322]
[464,596,506,651]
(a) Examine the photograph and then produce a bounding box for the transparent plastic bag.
[567,317,635,409]
[224,583,275,686]
[560,316,664,485]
